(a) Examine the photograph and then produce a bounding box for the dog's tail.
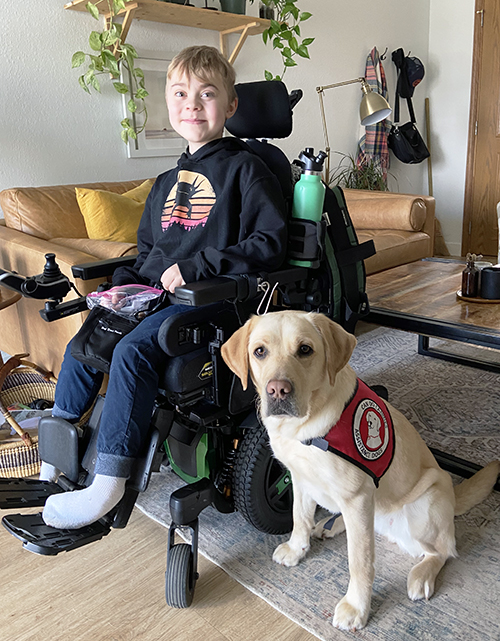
[454,460,500,516]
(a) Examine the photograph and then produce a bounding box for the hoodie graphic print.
[162,170,216,232]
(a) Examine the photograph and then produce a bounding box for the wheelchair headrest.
[226,81,296,140]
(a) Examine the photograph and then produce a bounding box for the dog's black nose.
[266,379,292,400]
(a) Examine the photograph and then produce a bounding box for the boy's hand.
[161,264,186,293]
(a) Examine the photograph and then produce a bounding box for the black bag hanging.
[388,48,430,164]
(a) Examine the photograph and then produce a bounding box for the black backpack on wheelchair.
[0,80,375,608]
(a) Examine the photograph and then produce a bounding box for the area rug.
[136,326,500,641]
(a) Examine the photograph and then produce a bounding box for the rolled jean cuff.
[95,452,133,478]
[52,403,80,423]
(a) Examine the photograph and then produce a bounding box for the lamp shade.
[359,89,392,126]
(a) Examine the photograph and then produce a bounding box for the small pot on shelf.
[220,0,246,15]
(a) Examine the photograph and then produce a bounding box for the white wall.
[0,0,473,253]
[428,0,475,256]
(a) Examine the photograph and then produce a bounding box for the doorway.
[462,0,500,257]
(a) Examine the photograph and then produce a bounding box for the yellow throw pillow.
[76,179,154,243]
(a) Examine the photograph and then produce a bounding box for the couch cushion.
[50,238,139,260]
[358,229,432,275]
[76,180,154,243]
[0,180,150,240]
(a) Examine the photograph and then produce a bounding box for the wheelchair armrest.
[71,255,137,281]
[171,266,308,307]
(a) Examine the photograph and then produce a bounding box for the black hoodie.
[113,138,288,287]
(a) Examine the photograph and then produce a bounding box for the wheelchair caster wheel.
[165,543,197,608]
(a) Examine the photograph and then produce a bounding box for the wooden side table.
[0,285,22,366]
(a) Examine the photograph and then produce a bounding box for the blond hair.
[167,46,237,102]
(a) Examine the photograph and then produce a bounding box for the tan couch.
[0,181,435,376]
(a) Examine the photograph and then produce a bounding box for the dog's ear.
[221,317,256,391]
[310,314,357,385]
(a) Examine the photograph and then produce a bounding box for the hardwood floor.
[0,507,318,641]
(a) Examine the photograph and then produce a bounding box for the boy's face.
[166,70,238,154]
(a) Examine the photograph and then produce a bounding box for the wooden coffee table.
[366,258,500,372]
[365,258,500,488]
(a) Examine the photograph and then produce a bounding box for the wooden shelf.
[64,0,270,63]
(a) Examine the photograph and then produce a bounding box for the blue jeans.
[53,303,192,478]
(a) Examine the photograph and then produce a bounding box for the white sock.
[39,461,60,483]
[42,474,127,529]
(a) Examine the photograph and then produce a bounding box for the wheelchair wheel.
[165,543,196,608]
[232,424,293,534]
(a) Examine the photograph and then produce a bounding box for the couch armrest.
[0,225,104,296]
[344,189,435,255]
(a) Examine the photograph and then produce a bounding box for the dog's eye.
[254,346,267,359]
[298,344,313,357]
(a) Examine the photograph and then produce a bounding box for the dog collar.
[302,379,395,487]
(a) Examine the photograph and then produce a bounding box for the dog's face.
[221,311,357,420]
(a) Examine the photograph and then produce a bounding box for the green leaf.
[270,19,280,31]
[128,127,137,140]
[121,129,129,144]
[272,37,283,49]
[135,87,149,100]
[90,54,104,71]
[71,51,86,68]
[292,24,301,36]
[128,99,137,113]
[281,29,292,41]
[297,44,310,59]
[102,50,119,75]
[282,47,292,58]
[89,31,102,51]
[113,0,127,12]
[302,37,314,46]
[113,81,130,94]
[89,73,101,92]
[290,37,298,52]
[122,43,138,58]
[121,118,131,127]
[78,75,91,94]
[264,70,273,81]
[284,58,297,67]
[262,29,269,45]
[300,11,312,21]
[86,2,99,20]
[134,67,144,79]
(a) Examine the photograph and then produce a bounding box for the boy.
[42,45,288,529]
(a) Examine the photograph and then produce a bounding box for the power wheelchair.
[0,80,375,608]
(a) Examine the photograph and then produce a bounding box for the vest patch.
[304,379,395,486]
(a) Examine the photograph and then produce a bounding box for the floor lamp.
[316,77,392,184]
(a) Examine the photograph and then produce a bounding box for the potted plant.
[71,0,149,144]
[329,152,390,192]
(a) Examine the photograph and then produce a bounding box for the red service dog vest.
[304,379,395,486]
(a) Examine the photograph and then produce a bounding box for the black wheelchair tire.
[232,425,293,534]
[165,543,196,608]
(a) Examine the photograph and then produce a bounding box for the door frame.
[462,0,485,256]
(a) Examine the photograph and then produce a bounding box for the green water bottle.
[289,148,327,268]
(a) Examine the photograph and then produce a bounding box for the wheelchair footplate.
[0,478,64,509]
[0,479,112,555]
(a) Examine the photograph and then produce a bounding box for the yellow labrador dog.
[221,310,499,631]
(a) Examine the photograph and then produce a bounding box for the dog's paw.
[407,565,436,601]
[332,597,369,632]
[312,514,345,540]
[272,541,309,567]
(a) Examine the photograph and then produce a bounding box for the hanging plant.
[259,0,314,81]
[71,0,149,143]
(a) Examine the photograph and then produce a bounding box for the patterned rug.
[136,326,500,641]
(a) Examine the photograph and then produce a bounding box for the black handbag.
[70,288,168,373]
[388,49,430,165]
[71,306,141,374]
[388,121,430,165]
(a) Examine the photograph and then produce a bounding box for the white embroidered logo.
[352,399,390,460]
